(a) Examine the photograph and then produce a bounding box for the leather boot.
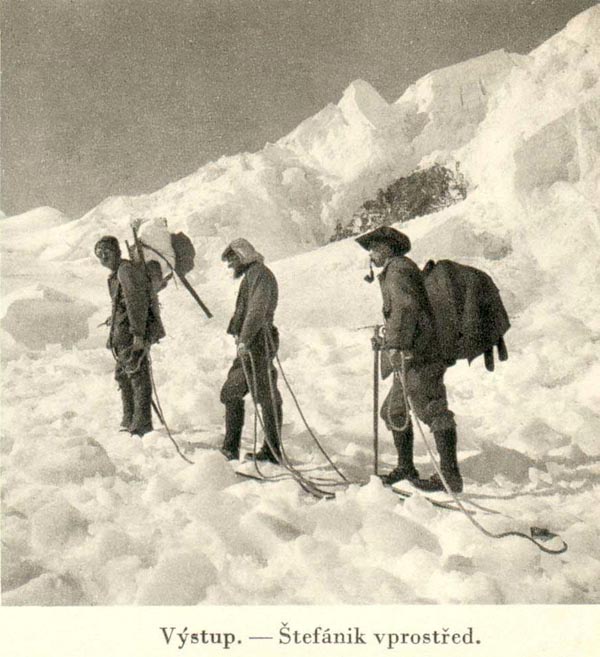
[129,363,153,437]
[118,378,134,432]
[221,399,244,460]
[379,422,420,485]
[414,427,463,493]
[249,401,282,464]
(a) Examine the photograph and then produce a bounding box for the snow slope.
[2,6,600,605]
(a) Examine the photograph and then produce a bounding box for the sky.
[1,0,597,219]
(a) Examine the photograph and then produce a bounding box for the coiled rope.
[239,345,337,499]
[235,328,354,497]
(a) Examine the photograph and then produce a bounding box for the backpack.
[138,218,176,271]
[130,219,211,318]
[422,259,510,371]
[133,219,196,288]
[170,232,196,276]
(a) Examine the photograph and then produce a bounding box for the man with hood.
[95,235,165,437]
[355,226,463,492]
[220,238,283,463]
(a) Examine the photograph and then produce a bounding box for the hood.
[221,238,265,266]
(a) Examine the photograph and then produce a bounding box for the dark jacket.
[423,259,510,365]
[108,260,165,347]
[227,261,278,347]
[378,256,440,364]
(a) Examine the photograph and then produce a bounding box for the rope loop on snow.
[394,356,568,556]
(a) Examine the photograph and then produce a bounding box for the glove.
[237,342,249,357]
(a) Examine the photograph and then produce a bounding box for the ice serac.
[515,97,600,195]
[6,53,524,265]
[338,79,394,129]
[397,50,521,116]
[396,50,523,155]
[457,5,600,291]
[280,99,378,183]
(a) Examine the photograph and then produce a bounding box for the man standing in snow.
[356,226,463,492]
[220,238,283,463]
[95,235,165,437]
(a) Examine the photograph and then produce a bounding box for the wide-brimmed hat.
[355,226,411,255]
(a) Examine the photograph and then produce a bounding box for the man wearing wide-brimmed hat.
[219,238,283,463]
[356,226,462,492]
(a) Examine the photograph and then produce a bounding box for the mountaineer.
[220,238,283,463]
[95,235,165,437]
[356,226,463,492]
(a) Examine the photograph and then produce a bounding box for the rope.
[238,341,336,499]
[112,344,148,376]
[110,339,193,465]
[109,309,567,555]
[384,361,411,433]
[245,351,335,498]
[239,351,281,483]
[262,335,347,490]
[396,355,568,555]
[265,331,349,484]
[147,352,194,465]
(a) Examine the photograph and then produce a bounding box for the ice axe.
[129,220,212,319]
[355,324,384,475]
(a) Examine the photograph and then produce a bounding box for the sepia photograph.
[1,0,599,654]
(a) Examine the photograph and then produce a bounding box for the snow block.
[1,546,44,593]
[238,509,303,560]
[360,509,442,557]
[30,498,89,552]
[175,452,239,494]
[1,285,97,349]
[135,549,218,605]
[2,572,86,606]
[12,435,117,486]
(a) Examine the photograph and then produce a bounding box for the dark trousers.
[220,328,282,452]
[380,360,455,433]
[113,337,152,434]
